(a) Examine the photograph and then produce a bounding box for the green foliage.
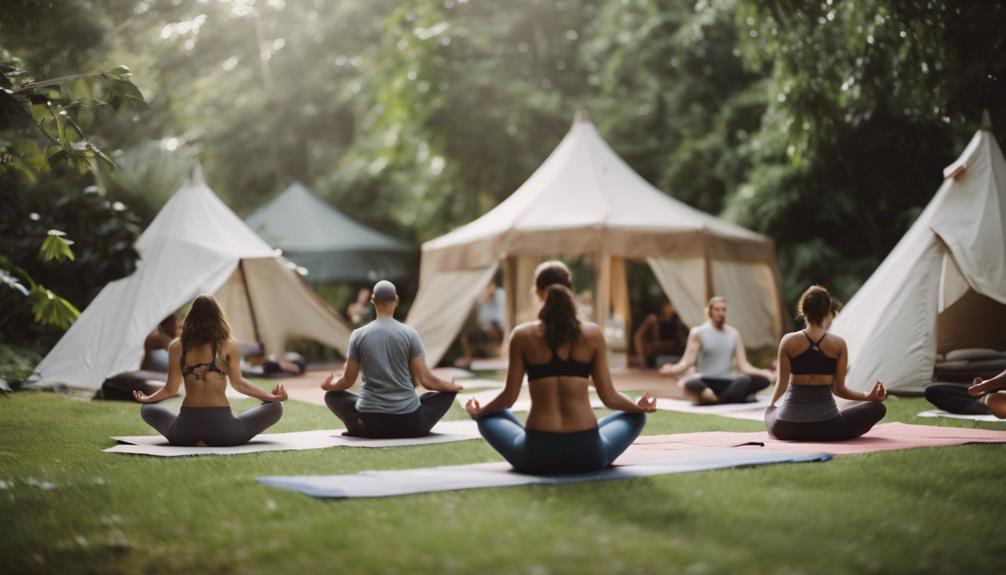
[38,229,75,262]
[0,342,41,388]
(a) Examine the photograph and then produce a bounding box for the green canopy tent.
[245,182,414,282]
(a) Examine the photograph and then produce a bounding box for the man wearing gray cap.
[320,280,463,438]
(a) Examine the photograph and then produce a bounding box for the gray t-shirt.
[696,323,736,377]
[348,318,424,414]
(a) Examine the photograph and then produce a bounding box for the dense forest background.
[2,0,1005,359]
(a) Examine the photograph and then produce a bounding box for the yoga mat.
[625,422,1006,459]
[256,448,832,499]
[469,358,508,372]
[917,410,1005,423]
[655,398,769,421]
[106,420,482,457]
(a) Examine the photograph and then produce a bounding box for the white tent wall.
[31,182,352,391]
[831,128,1006,394]
[214,258,351,355]
[647,257,707,331]
[406,265,499,366]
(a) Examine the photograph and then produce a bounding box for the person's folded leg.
[230,402,283,445]
[418,391,458,433]
[476,410,528,470]
[924,384,990,415]
[598,412,646,466]
[324,390,368,435]
[747,375,771,395]
[832,401,886,440]
[713,375,753,403]
[681,376,708,396]
[140,404,177,443]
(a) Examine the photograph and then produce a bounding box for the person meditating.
[464,261,656,475]
[926,369,1006,418]
[321,280,463,438]
[133,294,287,446]
[765,285,887,441]
[660,296,775,405]
[141,313,179,372]
[631,299,687,368]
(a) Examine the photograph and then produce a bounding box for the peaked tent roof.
[831,126,1006,393]
[31,178,351,390]
[245,182,413,282]
[423,119,768,269]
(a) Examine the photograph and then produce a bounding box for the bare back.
[516,321,604,433]
[169,338,233,408]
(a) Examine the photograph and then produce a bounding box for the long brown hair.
[181,294,231,350]
[534,261,579,350]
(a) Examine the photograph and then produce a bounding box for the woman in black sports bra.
[464,261,656,474]
[132,294,287,446]
[765,285,887,441]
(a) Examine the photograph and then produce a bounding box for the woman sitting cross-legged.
[465,261,656,475]
[132,294,287,446]
[765,285,887,441]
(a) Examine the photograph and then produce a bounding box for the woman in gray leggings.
[132,294,287,446]
[765,285,887,441]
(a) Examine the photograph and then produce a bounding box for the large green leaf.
[38,230,76,263]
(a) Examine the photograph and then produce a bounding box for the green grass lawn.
[2,389,1004,575]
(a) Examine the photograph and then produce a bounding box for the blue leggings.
[476,410,646,475]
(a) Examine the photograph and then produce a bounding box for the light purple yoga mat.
[256,449,831,499]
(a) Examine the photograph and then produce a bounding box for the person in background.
[141,314,179,372]
[322,280,463,438]
[660,296,775,404]
[926,368,1006,418]
[631,300,687,368]
[133,294,287,446]
[765,285,887,441]
[346,287,375,328]
[465,261,655,475]
[454,281,506,368]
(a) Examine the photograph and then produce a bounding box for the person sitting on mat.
[132,294,287,446]
[659,296,775,405]
[927,369,1006,418]
[765,285,887,441]
[631,299,687,368]
[320,280,463,438]
[141,313,179,372]
[464,260,656,475]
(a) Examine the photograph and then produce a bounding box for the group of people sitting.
[132,262,1005,475]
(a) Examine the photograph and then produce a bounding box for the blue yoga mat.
[257,448,832,499]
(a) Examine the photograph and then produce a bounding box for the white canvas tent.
[407,113,785,365]
[30,175,352,391]
[245,182,414,282]
[831,121,1006,394]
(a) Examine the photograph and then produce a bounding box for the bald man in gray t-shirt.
[321,280,463,438]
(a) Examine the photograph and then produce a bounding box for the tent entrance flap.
[406,265,500,367]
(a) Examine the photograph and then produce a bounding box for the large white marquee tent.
[407,113,786,366]
[30,174,352,391]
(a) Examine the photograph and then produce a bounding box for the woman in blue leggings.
[465,261,656,475]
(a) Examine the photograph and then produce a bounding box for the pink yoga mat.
[619,422,1006,463]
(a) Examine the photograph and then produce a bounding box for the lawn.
[2,389,1004,575]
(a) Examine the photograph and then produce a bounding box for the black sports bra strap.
[803,330,826,350]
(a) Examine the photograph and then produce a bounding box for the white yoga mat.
[655,398,770,421]
[106,420,482,457]
[432,367,476,380]
[916,409,1005,423]
[257,448,832,499]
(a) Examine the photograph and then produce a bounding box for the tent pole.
[595,243,611,335]
[239,259,264,350]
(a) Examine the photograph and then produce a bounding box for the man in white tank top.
[660,297,776,405]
